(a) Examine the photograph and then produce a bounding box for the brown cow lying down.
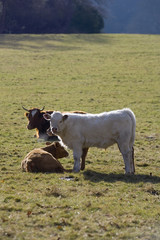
[21,142,70,173]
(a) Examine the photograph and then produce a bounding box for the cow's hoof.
[72,168,80,173]
[125,172,135,175]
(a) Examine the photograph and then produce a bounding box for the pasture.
[0,34,160,239]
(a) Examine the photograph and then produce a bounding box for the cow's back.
[21,149,64,173]
[61,109,134,148]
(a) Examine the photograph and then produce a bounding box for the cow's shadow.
[83,170,160,184]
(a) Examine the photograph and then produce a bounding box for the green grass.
[0,34,160,239]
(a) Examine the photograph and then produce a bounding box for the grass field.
[0,34,160,239]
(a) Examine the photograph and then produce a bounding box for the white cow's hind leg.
[118,143,135,174]
[73,148,82,172]
[122,150,134,174]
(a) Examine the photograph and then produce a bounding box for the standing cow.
[23,106,86,142]
[22,106,57,141]
[44,108,136,174]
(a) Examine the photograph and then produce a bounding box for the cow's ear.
[62,115,68,121]
[43,113,51,121]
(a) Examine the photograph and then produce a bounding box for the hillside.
[0,34,160,239]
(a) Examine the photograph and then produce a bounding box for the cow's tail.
[125,108,136,148]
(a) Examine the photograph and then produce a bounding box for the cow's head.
[44,111,68,135]
[22,106,45,130]
[42,142,69,159]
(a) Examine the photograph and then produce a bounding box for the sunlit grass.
[0,34,160,239]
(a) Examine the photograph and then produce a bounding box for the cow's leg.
[132,147,135,173]
[81,148,89,170]
[122,150,134,174]
[117,143,135,174]
[73,147,83,173]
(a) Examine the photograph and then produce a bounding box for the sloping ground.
[0,34,160,239]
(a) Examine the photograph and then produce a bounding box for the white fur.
[48,108,136,174]
[31,109,38,117]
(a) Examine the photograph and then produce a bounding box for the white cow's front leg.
[73,148,82,173]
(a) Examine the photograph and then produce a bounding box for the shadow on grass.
[83,170,160,184]
[0,34,110,51]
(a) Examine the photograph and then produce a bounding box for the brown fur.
[41,142,69,159]
[23,107,88,170]
[24,108,55,141]
[21,142,71,173]
[24,108,86,141]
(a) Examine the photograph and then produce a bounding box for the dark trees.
[0,0,7,33]
[71,1,104,33]
[0,0,104,33]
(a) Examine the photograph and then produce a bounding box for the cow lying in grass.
[21,142,70,173]
[44,108,136,174]
[22,106,86,141]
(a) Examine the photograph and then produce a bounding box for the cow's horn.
[40,106,45,111]
[22,106,29,112]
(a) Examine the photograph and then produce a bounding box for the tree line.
[0,0,105,34]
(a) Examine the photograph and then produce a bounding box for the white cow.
[44,108,136,174]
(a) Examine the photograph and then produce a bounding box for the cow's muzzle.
[27,124,33,130]
[47,128,54,136]
[52,127,58,134]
